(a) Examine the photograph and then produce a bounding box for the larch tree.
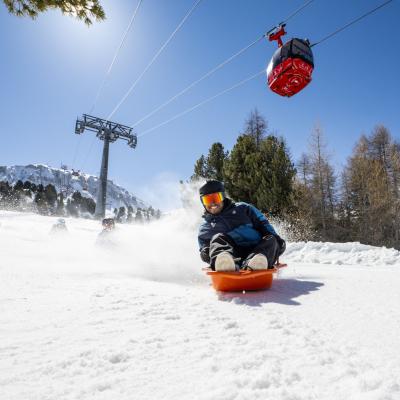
[307,125,337,239]
[244,108,267,149]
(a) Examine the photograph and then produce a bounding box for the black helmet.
[102,218,115,229]
[199,180,225,196]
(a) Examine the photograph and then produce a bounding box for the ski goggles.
[201,192,224,206]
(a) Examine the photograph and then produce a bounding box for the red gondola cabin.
[267,37,314,97]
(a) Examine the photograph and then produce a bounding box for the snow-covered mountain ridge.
[0,164,148,211]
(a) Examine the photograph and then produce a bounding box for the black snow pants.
[207,233,281,270]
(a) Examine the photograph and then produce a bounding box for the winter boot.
[247,254,268,270]
[215,252,236,272]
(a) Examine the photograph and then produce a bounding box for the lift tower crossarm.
[75,114,137,148]
[74,114,137,219]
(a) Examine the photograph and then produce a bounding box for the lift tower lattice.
[75,114,137,219]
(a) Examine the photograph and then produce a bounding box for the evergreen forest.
[0,180,160,224]
[191,110,400,250]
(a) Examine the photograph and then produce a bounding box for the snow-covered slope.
[0,164,147,211]
[1,210,400,400]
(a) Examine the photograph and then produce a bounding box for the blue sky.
[1,0,399,209]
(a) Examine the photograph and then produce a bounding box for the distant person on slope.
[96,218,117,248]
[50,218,68,235]
[198,180,286,271]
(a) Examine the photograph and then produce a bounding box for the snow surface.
[1,209,400,400]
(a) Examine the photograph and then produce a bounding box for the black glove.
[200,246,210,264]
[274,235,286,256]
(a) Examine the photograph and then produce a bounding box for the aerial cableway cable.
[130,0,315,127]
[311,0,394,47]
[107,0,205,121]
[138,69,265,138]
[90,0,144,113]
[265,0,394,97]
[72,0,144,170]
[131,36,263,128]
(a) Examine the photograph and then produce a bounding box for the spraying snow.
[1,208,400,400]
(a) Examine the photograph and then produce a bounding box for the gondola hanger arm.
[268,24,286,47]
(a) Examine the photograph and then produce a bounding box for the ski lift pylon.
[266,25,314,97]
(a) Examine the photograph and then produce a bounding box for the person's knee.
[263,234,278,249]
[260,235,280,265]
[211,232,229,243]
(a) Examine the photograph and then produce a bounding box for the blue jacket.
[198,199,277,250]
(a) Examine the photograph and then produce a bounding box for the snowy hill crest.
[0,164,147,211]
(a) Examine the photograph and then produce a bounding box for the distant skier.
[50,218,68,235]
[198,180,286,271]
[96,218,117,248]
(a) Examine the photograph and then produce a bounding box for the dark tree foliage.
[0,179,138,221]
[0,181,13,208]
[192,155,207,181]
[127,206,134,223]
[223,134,258,204]
[192,143,228,181]
[14,180,24,191]
[116,206,126,222]
[224,133,295,215]
[135,208,143,224]
[3,0,105,25]
[56,192,65,215]
[45,184,58,211]
[252,136,296,215]
[34,185,48,215]
[206,143,228,181]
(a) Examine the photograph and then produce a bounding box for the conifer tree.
[135,208,143,224]
[206,142,228,181]
[192,143,228,181]
[56,192,65,216]
[12,180,25,209]
[244,109,267,149]
[253,135,296,215]
[342,126,400,248]
[116,206,126,222]
[0,181,13,208]
[44,184,57,214]
[192,155,207,181]
[307,126,337,239]
[34,186,48,215]
[3,0,105,25]
[221,111,295,215]
[127,206,134,223]
[223,134,258,204]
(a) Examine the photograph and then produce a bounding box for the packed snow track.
[1,211,400,400]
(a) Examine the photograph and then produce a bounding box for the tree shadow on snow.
[217,278,324,306]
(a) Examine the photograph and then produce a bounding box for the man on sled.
[198,180,286,272]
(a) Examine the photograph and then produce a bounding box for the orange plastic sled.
[204,263,287,292]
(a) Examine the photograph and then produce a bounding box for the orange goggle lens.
[201,192,224,206]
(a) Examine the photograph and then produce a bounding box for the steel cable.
[131,0,315,128]
[107,0,205,121]
[90,0,144,114]
[138,69,265,138]
[311,0,393,47]
[72,0,144,170]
